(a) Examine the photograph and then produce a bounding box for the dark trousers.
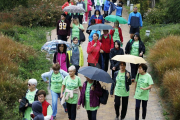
[66,14,73,23]
[58,35,67,41]
[102,53,110,72]
[130,63,139,79]
[135,99,148,120]
[86,110,97,120]
[88,11,91,18]
[114,96,129,119]
[110,69,118,95]
[74,65,80,75]
[66,103,77,120]
[89,63,101,69]
[79,15,83,24]
[104,11,108,18]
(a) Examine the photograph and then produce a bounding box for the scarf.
[72,42,79,51]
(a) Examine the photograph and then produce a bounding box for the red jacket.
[62,2,74,15]
[42,100,50,116]
[100,34,114,53]
[109,27,123,43]
[87,40,102,64]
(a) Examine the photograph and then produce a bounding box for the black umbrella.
[19,97,29,113]
[78,66,114,83]
[87,24,114,30]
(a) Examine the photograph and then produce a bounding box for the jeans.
[130,63,139,79]
[135,99,148,120]
[66,102,77,120]
[114,96,129,119]
[87,110,97,120]
[95,5,101,11]
[74,65,80,75]
[51,90,67,117]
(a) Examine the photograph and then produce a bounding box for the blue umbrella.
[78,66,114,83]
[41,40,72,54]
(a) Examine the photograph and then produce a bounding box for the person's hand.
[19,99,22,103]
[126,72,130,79]
[140,88,146,90]
[45,80,49,83]
[91,86,94,91]
[93,43,97,47]
[139,52,143,57]
[112,67,116,70]
[60,93,63,98]
[100,49,104,53]
[77,105,81,109]
[128,25,131,28]
[111,95,113,97]
[25,103,28,107]
[67,36,70,39]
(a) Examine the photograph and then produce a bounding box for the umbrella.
[41,40,72,54]
[105,15,127,24]
[78,66,114,83]
[63,5,86,13]
[112,55,147,64]
[87,24,114,30]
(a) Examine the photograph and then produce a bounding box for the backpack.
[101,34,111,41]
[99,86,109,105]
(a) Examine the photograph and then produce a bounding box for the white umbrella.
[63,5,85,13]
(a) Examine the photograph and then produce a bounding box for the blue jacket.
[88,10,104,25]
[109,2,116,15]
[116,6,122,16]
[128,12,143,28]
[104,0,110,11]
[32,101,44,120]
[89,30,101,42]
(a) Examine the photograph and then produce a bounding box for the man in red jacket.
[99,30,114,72]
[57,13,70,41]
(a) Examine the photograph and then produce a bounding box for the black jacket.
[32,101,44,120]
[109,40,124,70]
[112,70,132,93]
[125,39,145,57]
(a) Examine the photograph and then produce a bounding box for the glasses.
[38,95,44,98]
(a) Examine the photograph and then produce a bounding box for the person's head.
[68,0,72,3]
[93,33,99,41]
[133,32,141,41]
[28,79,37,91]
[103,30,109,34]
[73,17,79,25]
[61,13,66,20]
[114,40,120,49]
[68,65,76,77]
[114,21,119,27]
[90,19,96,25]
[32,101,42,116]
[85,77,94,83]
[73,37,78,45]
[138,63,148,74]
[37,90,46,103]
[57,44,67,53]
[133,7,138,13]
[78,0,81,2]
[95,10,100,15]
[119,62,126,71]
[117,3,122,7]
[52,63,60,74]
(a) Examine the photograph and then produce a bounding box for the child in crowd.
[116,3,123,17]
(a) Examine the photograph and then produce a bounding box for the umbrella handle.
[102,85,107,90]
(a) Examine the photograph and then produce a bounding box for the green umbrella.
[105,15,128,24]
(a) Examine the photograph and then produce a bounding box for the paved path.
[46,5,164,120]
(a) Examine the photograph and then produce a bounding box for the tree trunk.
[151,0,155,8]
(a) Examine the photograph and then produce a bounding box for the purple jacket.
[78,81,102,107]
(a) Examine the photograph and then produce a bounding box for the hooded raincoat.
[32,101,44,120]
[88,9,104,25]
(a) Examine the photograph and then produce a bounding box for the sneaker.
[65,108,68,113]
[114,117,119,120]
[53,116,56,120]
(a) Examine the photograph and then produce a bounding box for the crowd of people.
[18,0,154,120]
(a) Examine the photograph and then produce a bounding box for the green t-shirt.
[51,73,63,93]
[85,82,99,111]
[62,76,82,104]
[24,90,36,120]
[113,28,120,42]
[134,73,154,100]
[103,0,106,4]
[72,24,84,40]
[97,0,100,5]
[114,71,129,97]
[130,41,139,56]
[47,105,53,116]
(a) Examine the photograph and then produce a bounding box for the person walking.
[61,65,82,120]
[76,0,85,24]
[83,0,92,23]
[94,0,103,11]
[128,7,143,39]
[18,79,39,120]
[77,77,102,120]
[67,37,84,75]
[110,21,123,46]
[88,9,104,25]
[116,3,123,17]
[125,32,145,82]
[53,43,70,72]
[110,62,131,120]
[57,13,70,41]
[37,90,53,120]
[99,30,114,72]
[62,0,74,23]
[134,64,154,120]
[87,33,102,68]
[32,101,44,120]
[104,0,110,22]
[41,63,69,120]
[70,17,84,44]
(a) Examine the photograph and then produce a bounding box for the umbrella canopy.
[87,24,114,30]
[105,15,127,24]
[63,5,86,13]
[78,66,114,83]
[41,40,72,54]
[112,55,147,64]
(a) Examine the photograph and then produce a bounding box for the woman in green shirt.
[134,64,154,120]
[70,17,84,44]
[61,65,82,120]
[111,62,131,120]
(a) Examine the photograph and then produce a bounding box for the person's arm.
[125,41,130,54]
[127,72,132,85]
[109,29,114,36]
[128,13,131,26]
[44,105,52,120]
[61,85,65,98]
[53,52,57,63]
[109,49,115,67]
[88,16,93,26]
[119,28,123,43]
[62,2,68,10]
[57,21,59,35]
[41,71,51,82]
[110,72,117,95]
[110,35,114,49]
[139,13,143,27]
[134,81,137,95]
[87,42,95,54]
[79,24,84,32]
[101,16,105,24]
[140,85,153,90]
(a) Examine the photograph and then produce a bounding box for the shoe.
[53,116,56,120]
[65,108,68,113]
[114,117,119,120]
[131,79,135,82]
